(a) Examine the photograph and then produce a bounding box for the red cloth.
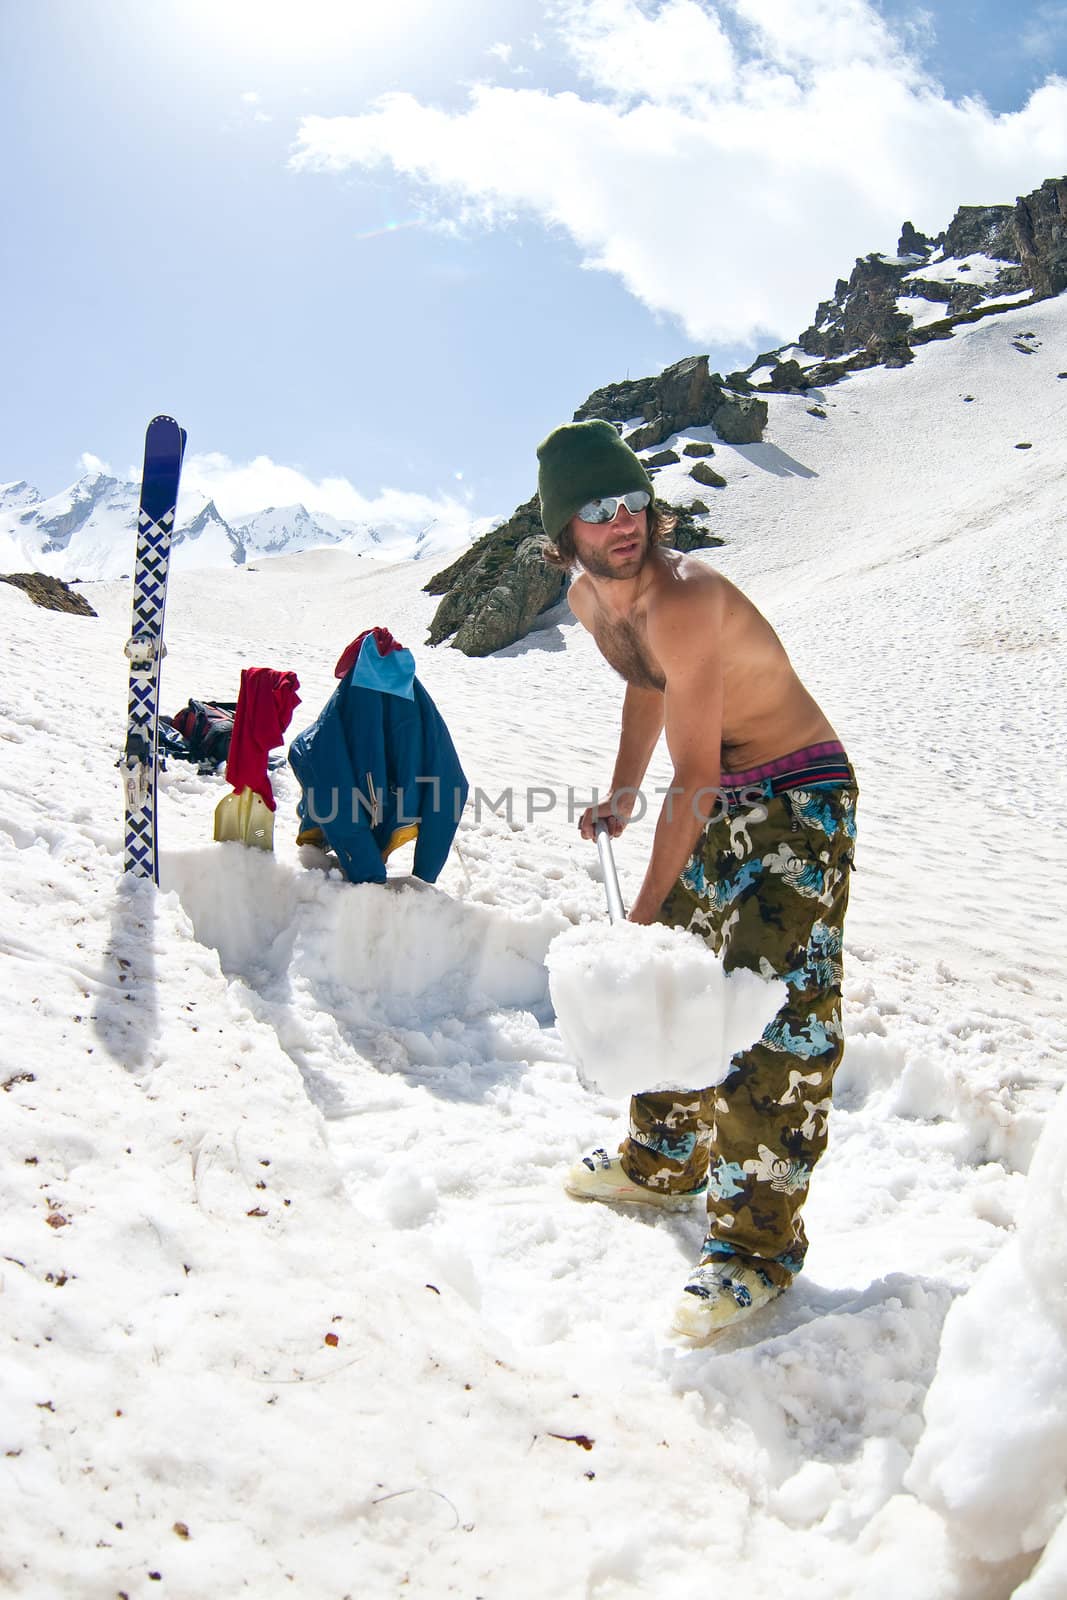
[224,667,301,812]
[333,625,404,680]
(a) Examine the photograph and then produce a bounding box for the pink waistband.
[721,740,848,787]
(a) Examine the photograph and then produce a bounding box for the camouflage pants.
[621,776,858,1289]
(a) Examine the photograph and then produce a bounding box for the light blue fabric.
[352,635,416,700]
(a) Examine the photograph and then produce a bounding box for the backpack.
[162,699,237,769]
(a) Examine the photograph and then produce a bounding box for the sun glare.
[185,0,440,64]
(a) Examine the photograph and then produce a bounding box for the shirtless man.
[536,418,858,1341]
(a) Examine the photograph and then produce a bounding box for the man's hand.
[578,791,636,841]
[627,894,660,925]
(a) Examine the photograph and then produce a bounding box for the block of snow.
[904,1081,1067,1563]
[545,920,785,1097]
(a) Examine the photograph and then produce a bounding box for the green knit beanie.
[536,419,654,540]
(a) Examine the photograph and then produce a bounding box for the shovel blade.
[214,787,275,851]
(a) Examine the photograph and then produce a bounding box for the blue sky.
[1,0,1065,530]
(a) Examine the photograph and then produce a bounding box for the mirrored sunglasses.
[575,489,651,524]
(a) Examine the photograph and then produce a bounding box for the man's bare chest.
[594,615,665,692]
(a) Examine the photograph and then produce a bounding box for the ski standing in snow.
[120,415,186,883]
[538,419,858,1342]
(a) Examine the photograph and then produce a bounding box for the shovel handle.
[595,820,627,924]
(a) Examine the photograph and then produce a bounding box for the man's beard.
[574,526,649,580]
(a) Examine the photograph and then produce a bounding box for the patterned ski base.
[121,416,186,881]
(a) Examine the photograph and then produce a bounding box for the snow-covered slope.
[895,247,1032,328]
[2,294,1066,1598]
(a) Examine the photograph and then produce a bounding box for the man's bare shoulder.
[646,550,728,627]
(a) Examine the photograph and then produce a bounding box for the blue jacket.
[288,640,468,886]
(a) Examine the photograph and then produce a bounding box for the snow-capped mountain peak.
[0,471,479,580]
[31,471,135,554]
[175,498,246,568]
[233,502,348,557]
[0,479,42,518]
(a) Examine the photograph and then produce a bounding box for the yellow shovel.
[214,786,275,851]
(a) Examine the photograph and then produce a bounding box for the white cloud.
[178,450,473,533]
[563,0,737,99]
[238,89,272,124]
[1019,3,1067,58]
[726,0,913,73]
[80,451,113,477]
[289,0,1067,346]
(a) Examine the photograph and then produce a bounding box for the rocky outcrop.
[762,358,810,393]
[446,537,565,658]
[897,220,935,258]
[705,394,768,444]
[799,252,914,359]
[775,176,1065,390]
[576,354,767,453]
[426,352,759,656]
[424,496,559,654]
[573,375,658,427]
[910,274,992,315]
[941,203,1018,263]
[1014,176,1067,298]
[688,461,727,489]
[426,173,1066,659]
[0,572,97,616]
[424,498,723,657]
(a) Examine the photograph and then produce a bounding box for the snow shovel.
[548,823,786,1098]
[214,786,275,851]
[595,819,627,923]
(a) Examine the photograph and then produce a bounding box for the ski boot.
[565,1147,706,1210]
[670,1251,784,1343]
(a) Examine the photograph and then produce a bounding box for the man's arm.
[628,585,723,923]
[611,682,666,796]
[569,574,665,839]
[578,682,664,839]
